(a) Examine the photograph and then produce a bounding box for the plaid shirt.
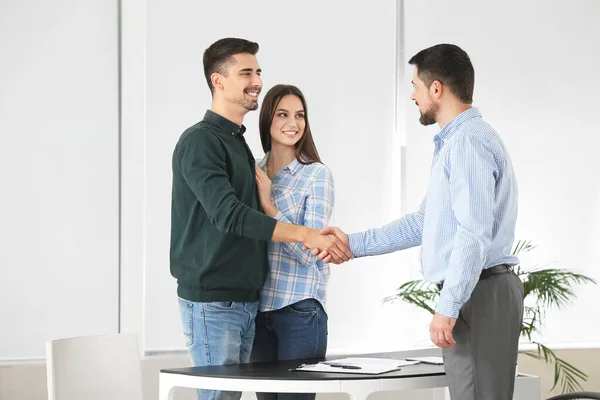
[257,153,334,312]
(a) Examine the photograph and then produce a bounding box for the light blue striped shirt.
[349,108,519,318]
[257,154,333,312]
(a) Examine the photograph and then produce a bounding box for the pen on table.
[326,364,362,370]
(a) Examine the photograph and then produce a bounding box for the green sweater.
[170,110,277,302]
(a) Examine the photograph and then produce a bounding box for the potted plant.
[384,240,596,393]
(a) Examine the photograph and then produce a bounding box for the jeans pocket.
[287,298,318,316]
[178,298,194,346]
[205,301,234,310]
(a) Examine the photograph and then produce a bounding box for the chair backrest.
[46,334,143,400]
[546,393,600,400]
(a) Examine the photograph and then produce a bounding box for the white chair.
[46,334,143,400]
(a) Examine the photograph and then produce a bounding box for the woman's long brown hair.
[259,84,321,164]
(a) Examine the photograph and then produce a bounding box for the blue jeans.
[178,298,259,400]
[250,298,328,400]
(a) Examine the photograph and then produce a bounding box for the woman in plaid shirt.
[251,84,334,400]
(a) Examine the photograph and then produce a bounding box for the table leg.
[342,379,379,400]
[345,390,374,400]
[158,374,176,400]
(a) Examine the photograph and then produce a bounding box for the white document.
[292,357,420,375]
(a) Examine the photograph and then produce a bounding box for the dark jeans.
[251,298,328,400]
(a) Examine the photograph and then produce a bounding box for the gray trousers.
[443,270,524,400]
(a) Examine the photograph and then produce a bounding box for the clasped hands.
[302,226,354,264]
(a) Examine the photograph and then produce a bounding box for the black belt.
[436,264,512,291]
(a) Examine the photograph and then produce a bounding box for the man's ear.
[211,72,223,91]
[431,80,443,99]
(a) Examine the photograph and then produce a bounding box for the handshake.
[301,226,354,264]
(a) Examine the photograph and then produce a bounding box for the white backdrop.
[0,0,120,360]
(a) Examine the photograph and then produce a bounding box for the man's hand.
[255,166,277,217]
[429,312,457,348]
[302,228,353,264]
[303,226,351,264]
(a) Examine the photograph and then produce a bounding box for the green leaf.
[512,240,537,256]
[523,342,588,393]
[523,269,596,309]
[382,280,438,315]
[521,306,543,341]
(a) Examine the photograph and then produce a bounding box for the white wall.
[402,0,600,345]
[0,0,120,360]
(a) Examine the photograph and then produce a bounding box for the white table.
[159,350,540,400]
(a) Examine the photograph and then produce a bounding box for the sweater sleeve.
[177,131,277,241]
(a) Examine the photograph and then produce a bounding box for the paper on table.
[291,357,420,375]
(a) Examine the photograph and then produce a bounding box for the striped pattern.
[257,154,334,312]
[349,108,519,318]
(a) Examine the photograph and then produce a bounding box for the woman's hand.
[255,166,278,217]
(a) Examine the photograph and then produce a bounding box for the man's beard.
[419,103,439,126]
[239,97,259,111]
[238,87,260,111]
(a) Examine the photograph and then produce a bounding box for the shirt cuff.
[273,210,287,222]
[348,232,366,258]
[435,294,463,319]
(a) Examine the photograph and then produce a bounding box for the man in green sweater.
[170,38,352,400]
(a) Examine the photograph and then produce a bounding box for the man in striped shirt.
[317,44,524,400]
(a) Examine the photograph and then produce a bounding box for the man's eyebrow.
[239,68,262,73]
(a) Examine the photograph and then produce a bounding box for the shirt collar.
[433,107,481,144]
[203,110,247,136]
[258,152,302,175]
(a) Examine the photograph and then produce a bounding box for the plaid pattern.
[257,154,334,312]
